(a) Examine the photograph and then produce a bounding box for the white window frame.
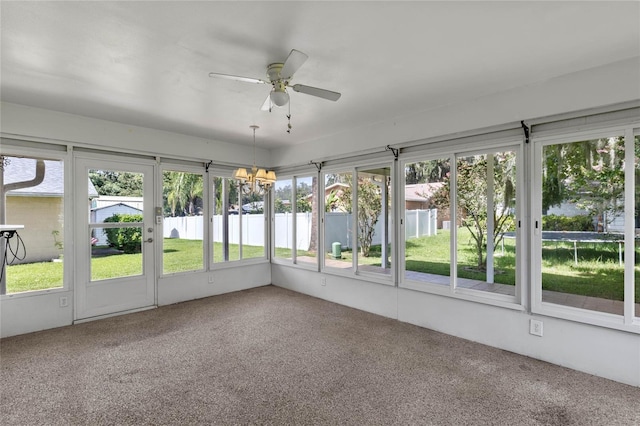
[209,172,269,269]
[399,139,525,311]
[159,163,208,277]
[321,160,396,286]
[0,143,71,299]
[531,125,639,333]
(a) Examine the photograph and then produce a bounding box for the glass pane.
[633,136,640,317]
[296,176,317,266]
[324,172,353,269]
[357,167,392,276]
[162,171,204,274]
[2,156,64,294]
[240,189,265,260]
[456,151,517,295]
[541,138,625,315]
[274,179,293,260]
[212,178,240,262]
[404,158,451,285]
[91,226,143,280]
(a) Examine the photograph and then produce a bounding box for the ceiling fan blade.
[291,84,341,101]
[260,93,273,111]
[208,72,268,85]
[280,49,309,80]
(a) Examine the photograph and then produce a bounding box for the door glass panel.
[404,158,451,285]
[89,169,145,282]
[91,226,143,280]
[296,176,317,266]
[541,138,625,315]
[324,172,353,269]
[162,170,204,274]
[357,167,392,276]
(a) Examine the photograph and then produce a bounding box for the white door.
[75,156,156,320]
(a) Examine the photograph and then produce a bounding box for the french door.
[75,155,156,320]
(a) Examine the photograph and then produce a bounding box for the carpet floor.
[1,285,638,425]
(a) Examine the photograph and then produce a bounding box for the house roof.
[405,183,444,202]
[3,156,99,197]
[91,202,142,212]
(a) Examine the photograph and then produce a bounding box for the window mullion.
[624,128,635,324]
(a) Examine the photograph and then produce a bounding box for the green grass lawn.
[404,228,639,303]
[6,234,640,303]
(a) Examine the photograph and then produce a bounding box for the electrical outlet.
[208,274,215,284]
[321,277,326,286]
[530,319,543,337]
[59,296,68,307]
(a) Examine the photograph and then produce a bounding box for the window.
[455,150,517,295]
[162,169,204,275]
[323,165,393,278]
[356,167,392,276]
[274,178,293,261]
[402,146,520,302]
[1,155,64,294]
[323,171,354,271]
[537,134,635,317]
[404,157,451,285]
[212,176,266,263]
[295,175,317,266]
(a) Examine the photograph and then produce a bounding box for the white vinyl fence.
[162,208,438,250]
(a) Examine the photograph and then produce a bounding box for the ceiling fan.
[209,49,341,111]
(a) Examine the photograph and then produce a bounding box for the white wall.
[0,102,271,166]
[272,265,640,387]
[271,57,640,167]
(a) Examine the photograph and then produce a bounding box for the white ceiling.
[1,1,639,150]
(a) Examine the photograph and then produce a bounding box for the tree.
[337,174,387,257]
[431,153,516,270]
[405,160,450,184]
[89,170,143,196]
[163,171,203,216]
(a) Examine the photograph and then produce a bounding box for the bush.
[103,214,143,253]
[542,214,593,231]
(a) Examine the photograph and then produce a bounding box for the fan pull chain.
[286,101,292,133]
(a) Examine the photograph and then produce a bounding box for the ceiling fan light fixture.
[270,89,289,107]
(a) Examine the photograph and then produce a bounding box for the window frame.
[209,172,269,269]
[399,140,525,311]
[321,160,396,286]
[531,125,639,333]
[0,144,71,299]
[159,163,208,277]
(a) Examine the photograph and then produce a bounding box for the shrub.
[103,213,143,253]
[542,214,593,231]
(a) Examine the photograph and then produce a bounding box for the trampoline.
[502,231,628,265]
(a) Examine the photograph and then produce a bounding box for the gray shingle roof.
[3,156,98,197]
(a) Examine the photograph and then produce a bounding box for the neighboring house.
[90,202,143,246]
[92,195,143,211]
[3,157,98,263]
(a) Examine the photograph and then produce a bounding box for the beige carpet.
[1,285,638,425]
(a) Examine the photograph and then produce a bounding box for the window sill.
[532,302,640,334]
[400,280,525,311]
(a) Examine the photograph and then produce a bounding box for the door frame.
[74,153,157,321]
